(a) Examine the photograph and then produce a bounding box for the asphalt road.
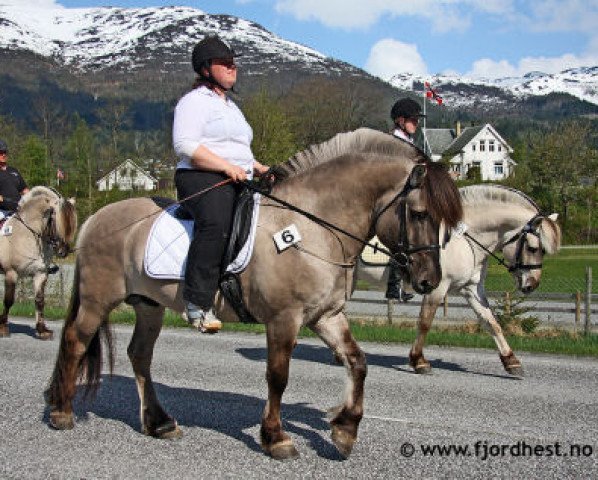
[1,318,597,479]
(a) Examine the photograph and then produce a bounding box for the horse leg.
[0,270,17,338]
[260,317,301,460]
[409,293,442,374]
[46,302,108,430]
[463,284,523,376]
[127,302,181,439]
[33,272,53,340]
[309,312,366,458]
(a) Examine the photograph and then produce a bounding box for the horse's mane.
[19,185,60,206]
[459,184,540,212]
[274,128,424,179]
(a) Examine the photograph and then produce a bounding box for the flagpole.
[422,81,428,155]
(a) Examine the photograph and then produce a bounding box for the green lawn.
[12,302,598,358]
[484,246,597,294]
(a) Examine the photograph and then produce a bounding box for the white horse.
[357,184,561,376]
[0,186,77,339]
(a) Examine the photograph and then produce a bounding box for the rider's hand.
[223,164,247,182]
[0,195,3,202]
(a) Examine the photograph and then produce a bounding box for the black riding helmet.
[192,35,240,74]
[390,98,426,121]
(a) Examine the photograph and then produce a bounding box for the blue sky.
[11,0,598,80]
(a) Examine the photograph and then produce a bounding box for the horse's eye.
[527,245,538,254]
[411,210,428,220]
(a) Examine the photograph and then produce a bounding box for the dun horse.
[409,185,560,376]
[358,184,561,376]
[0,186,77,339]
[46,129,462,460]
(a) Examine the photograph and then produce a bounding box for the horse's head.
[374,162,463,294]
[18,187,78,258]
[502,213,561,294]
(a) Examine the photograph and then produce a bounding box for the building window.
[494,162,504,175]
[453,164,461,173]
[473,161,481,168]
[498,144,502,152]
[489,140,495,152]
[472,144,476,152]
[479,140,485,152]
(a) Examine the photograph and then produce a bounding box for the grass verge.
[18,302,598,357]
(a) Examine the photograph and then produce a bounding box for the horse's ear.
[68,197,76,205]
[409,164,427,189]
[548,213,558,222]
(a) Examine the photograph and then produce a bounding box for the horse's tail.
[45,261,115,407]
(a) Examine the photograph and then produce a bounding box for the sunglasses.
[212,58,236,68]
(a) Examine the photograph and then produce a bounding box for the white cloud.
[467,52,598,79]
[276,0,482,32]
[365,38,428,80]
[0,0,63,8]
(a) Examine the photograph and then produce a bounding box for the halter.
[464,214,544,273]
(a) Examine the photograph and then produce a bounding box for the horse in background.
[408,185,560,376]
[358,184,561,376]
[0,186,77,339]
[45,128,462,460]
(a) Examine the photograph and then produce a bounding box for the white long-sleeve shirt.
[392,128,414,144]
[173,86,255,178]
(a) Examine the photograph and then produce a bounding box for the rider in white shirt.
[173,36,268,333]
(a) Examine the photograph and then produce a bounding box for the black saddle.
[151,189,257,323]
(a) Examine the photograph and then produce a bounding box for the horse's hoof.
[414,364,432,374]
[151,419,183,440]
[506,365,524,377]
[0,323,9,338]
[331,425,356,459]
[500,353,523,377]
[35,327,54,341]
[49,411,74,430]
[262,439,300,461]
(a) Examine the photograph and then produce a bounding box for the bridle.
[464,214,544,273]
[245,172,440,271]
[502,214,544,272]
[370,179,441,269]
[13,200,71,258]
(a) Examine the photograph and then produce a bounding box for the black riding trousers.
[175,169,239,309]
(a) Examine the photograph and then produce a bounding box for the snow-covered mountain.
[0,3,597,121]
[390,67,598,107]
[0,4,362,76]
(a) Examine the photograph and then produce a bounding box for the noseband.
[503,214,544,272]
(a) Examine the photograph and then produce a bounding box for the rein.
[464,214,544,273]
[244,179,430,268]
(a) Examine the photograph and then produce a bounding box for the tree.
[17,134,50,186]
[64,116,96,216]
[509,121,597,230]
[242,89,298,165]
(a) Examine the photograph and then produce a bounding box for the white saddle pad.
[144,193,261,279]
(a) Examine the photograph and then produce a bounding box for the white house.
[96,159,158,191]
[423,123,516,181]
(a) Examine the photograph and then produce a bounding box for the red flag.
[425,82,443,105]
